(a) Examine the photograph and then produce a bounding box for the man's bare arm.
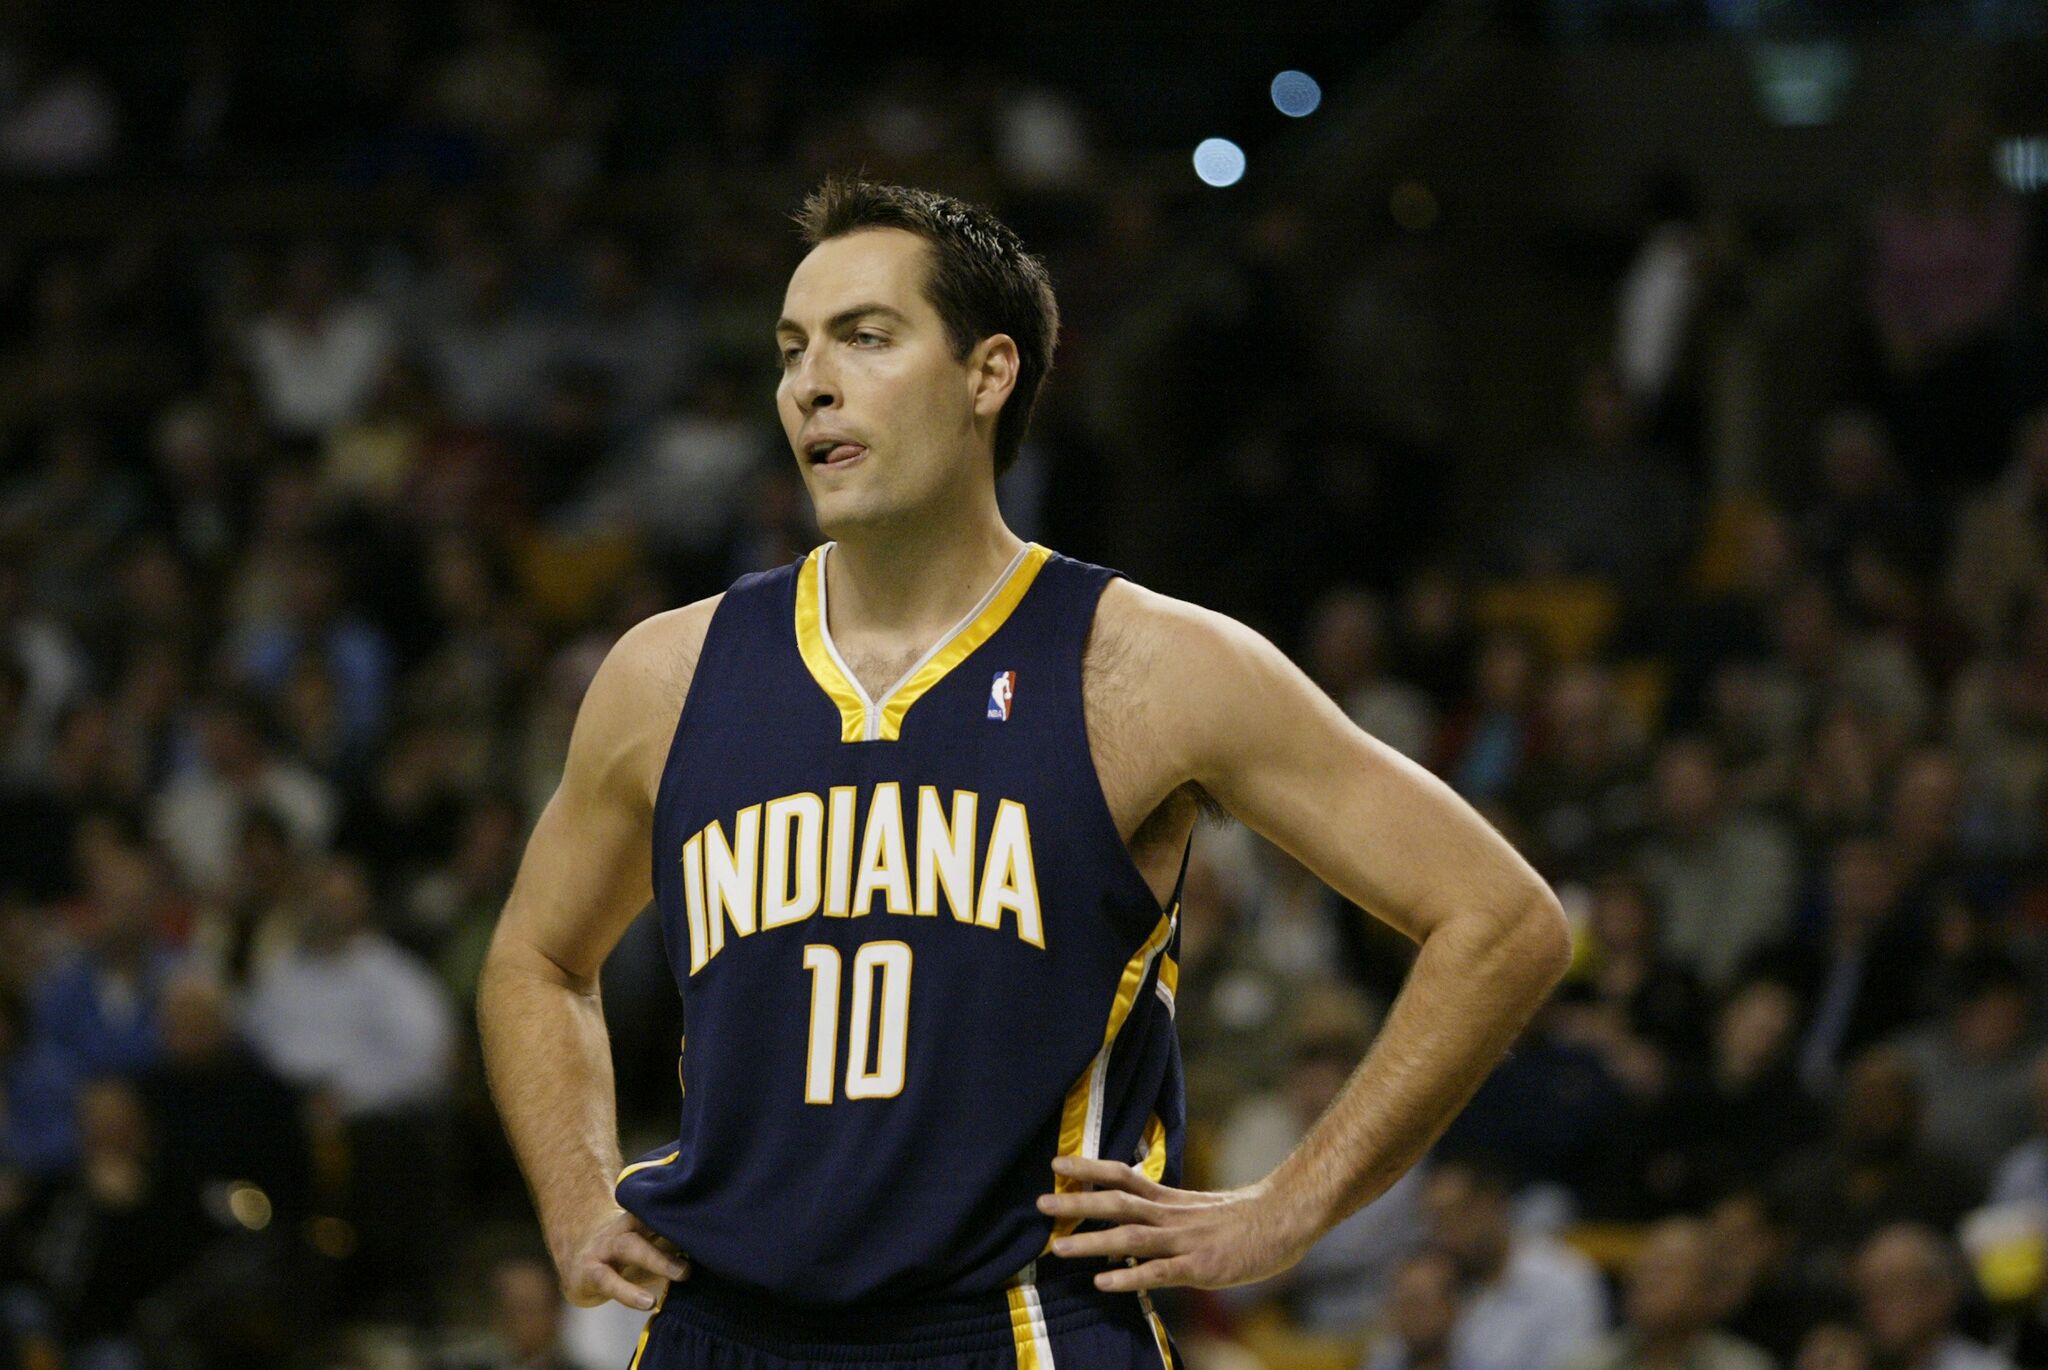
[477,601,714,1309]
[1041,583,1570,1292]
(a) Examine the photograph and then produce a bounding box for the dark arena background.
[2,1,2047,1367]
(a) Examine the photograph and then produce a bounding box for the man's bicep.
[1181,615,1544,943]
[493,776,655,991]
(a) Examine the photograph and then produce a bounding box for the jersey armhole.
[1068,569,1187,928]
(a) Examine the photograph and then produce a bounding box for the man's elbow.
[1505,880,1572,992]
[1452,877,1570,996]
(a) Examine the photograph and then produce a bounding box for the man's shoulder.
[1086,577,1268,702]
[589,596,725,720]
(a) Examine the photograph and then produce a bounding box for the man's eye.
[852,330,884,346]
[779,345,803,367]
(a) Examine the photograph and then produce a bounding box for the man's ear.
[969,334,1020,419]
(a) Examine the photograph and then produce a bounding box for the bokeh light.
[1271,70,1322,117]
[1193,138,1247,187]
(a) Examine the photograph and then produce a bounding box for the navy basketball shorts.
[628,1259,1181,1369]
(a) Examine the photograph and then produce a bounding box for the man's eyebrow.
[775,303,910,336]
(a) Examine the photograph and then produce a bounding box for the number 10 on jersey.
[801,941,913,1103]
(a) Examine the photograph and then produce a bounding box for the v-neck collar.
[793,541,1051,743]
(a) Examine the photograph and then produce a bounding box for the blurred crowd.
[2,3,2048,1370]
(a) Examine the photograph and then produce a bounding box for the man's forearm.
[1265,895,1568,1233]
[478,945,626,1268]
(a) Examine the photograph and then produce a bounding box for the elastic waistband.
[657,1256,1145,1359]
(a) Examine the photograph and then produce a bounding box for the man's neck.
[824,497,1024,645]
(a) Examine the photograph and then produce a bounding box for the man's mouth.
[806,440,866,469]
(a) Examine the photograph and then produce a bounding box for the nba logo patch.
[987,670,1017,721]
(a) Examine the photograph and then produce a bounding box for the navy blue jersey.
[615,542,1188,1308]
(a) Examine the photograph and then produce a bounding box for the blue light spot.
[1192,138,1247,187]
[1271,70,1322,117]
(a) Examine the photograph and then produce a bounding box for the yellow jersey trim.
[1140,1289,1175,1367]
[794,549,869,743]
[1138,1112,1168,1184]
[791,542,1050,744]
[875,544,1050,741]
[615,1149,680,1188]
[1005,1274,1056,1368]
[626,1280,668,1370]
[1046,904,1177,1248]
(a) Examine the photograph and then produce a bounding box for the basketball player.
[477,179,1569,1367]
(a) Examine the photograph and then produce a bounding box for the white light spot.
[1999,136,2048,193]
[1271,70,1322,117]
[1193,138,1247,188]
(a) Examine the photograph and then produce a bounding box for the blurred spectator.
[552,237,690,423]
[0,986,76,1179]
[1850,1225,2012,1370]
[244,854,455,1324]
[1869,110,2027,486]
[151,694,336,896]
[1800,408,1927,581]
[1785,834,1926,1090]
[244,854,453,1121]
[1710,1185,1828,1364]
[233,544,393,760]
[1640,975,1824,1211]
[243,246,396,438]
[415,237,554,428]
[0,561,86,777]
[1614,174,1707,434]
[572,358,769,570]
[1438,628,1543,803]
[1216,982,1423,1334]
[138,974,310,1229]
[31,840,178,1080]
[1553,873,1707,1078]
[1988,1053,2048,1208]
[1777,1048,1978,1288]
[1414,1153,1607,1370]
[1507,665,1645,880]
[1765,577,1930,752]
[1167,835,1289,1131]
[1438,1004,1629,1201]
[1797,1323,1876,1370]
[414,795,524,998]
[1633,736,1796,990]
[1889,950,2037,1191]
[1556,1217,1772,1370]
[1362,1249,1468,1370]
[438,1256,578,1370]
[1947,409,2048,652]
[1303,587,1436,764]
[0,45,118,176]
[1489,363,1693,585]
[20,1080,197,1368]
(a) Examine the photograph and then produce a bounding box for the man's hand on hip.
[561,1208,690,1310]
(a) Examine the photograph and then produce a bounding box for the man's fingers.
[1049,1156,1170,1198]
[610,1230,690,1282]
[1095,1255,1197,1293]
[1050,1224,1182,1260]
[1037,1188,1164,1224]
[589,1264,661,1311]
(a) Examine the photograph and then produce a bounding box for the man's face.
[1421,1168,1509,1272]
[1854,1233,1952,1354]
[775,228,989,536]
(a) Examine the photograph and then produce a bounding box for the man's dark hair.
[796,176,1059,477]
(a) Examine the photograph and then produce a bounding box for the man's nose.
[793,350,839,413]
